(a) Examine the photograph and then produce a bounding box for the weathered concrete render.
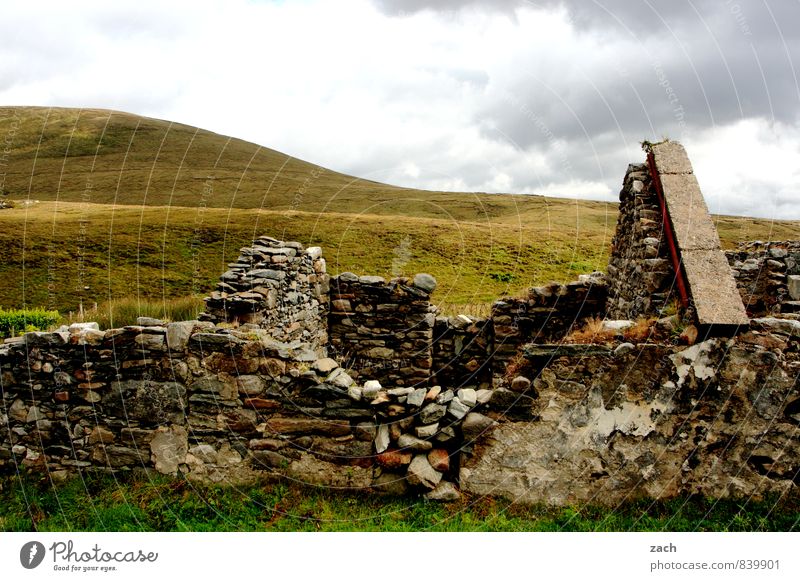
[650,141,749,330]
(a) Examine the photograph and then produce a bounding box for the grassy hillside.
[0,106,797,314]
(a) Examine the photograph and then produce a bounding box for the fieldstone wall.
[491,273,607,373]
[726,241,800,317]
[0,321,488,500]
[201,236,329,350]
[460,319,800,505]
[606,163,676,319]
[327,273,437,387]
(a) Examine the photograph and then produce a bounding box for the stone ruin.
[1,141,798,505]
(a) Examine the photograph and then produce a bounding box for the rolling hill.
[0,106,797,314]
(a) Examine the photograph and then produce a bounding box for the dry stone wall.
[726,241,800,317]
[0,320,484,499]
[606,163,676,319]
[201,236,329,350]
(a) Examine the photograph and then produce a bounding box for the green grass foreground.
[1,472,797,532]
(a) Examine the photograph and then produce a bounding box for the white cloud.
[0,0,798,218]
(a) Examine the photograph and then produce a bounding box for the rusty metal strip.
[647,151,690,308]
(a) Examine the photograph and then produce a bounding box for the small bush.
[0,307,61,337]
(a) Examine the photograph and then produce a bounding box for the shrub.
[0,307,61,337]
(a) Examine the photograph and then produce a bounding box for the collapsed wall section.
[202,237,329,350]
[492,274,607,373]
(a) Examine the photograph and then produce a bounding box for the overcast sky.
[1,0,798,218]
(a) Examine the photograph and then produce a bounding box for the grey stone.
[448,398,470,419]
[407,454,442,489]
[306,247,323,260]
[135,333,166,351]
[602,320,634,332]
[25,406,44,423]
[327,367,355,389]
[412,273,437,293]
[347,384,363,401]
[397,434,433,452]
[150,426,188,475]
[436,390,454,405]
[247,269,285,280]
[188,444,217,464]
[456,388,477,407]
[681,249,749,328]
[415,423,439,439]
[189,333,245,350]
[651,140,693,174]
[434,426,456,443]
[419,403,447,424]
[424,481,461,502]
[752,318,800,337]
[166,321,195,351]
[374,424,390,453]
[236,375,264,396]
[788,275,800,301]
[338,272,359,282]
[137,317,165,327]
[406,388,427,407]
[476,389,493,404]
[614,342,636,356]
[359,275,385,284]
[69,322,100,332]
[462,412,495,440]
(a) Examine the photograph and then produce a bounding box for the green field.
[1,106,797,315]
